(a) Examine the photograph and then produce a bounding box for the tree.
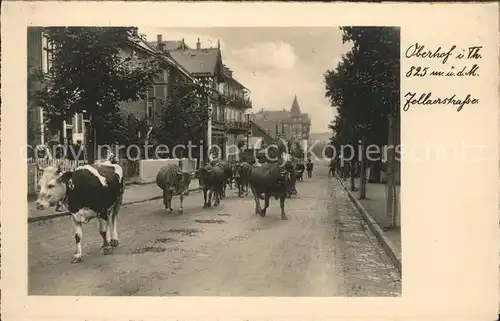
[36,27,162,164]
[324,27,400,184]
[152,76,211,159]
[324,26,400,227]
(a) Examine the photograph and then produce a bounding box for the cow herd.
[34,155,310,263]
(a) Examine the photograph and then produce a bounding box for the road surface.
[28,164,401,296]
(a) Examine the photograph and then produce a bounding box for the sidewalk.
[337,176,401,273]
[28,180,200,223]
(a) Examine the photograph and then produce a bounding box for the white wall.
[139,158,197,183]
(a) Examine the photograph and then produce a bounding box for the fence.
[27,158,87,196]
[27,158,141,196]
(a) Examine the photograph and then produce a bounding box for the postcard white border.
[1,2,499,320]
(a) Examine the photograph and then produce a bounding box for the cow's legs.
[221,182,226,198]
[260,194,270,217]
[110,196,122,248]
[178,193,184,214]
[71,217,84,263]
[203,189,208,207]
[236,180,242,197]
[213,186,220,207]
[99,215,112,255]
[164,189,173,213]
[280,195,288,220]
[207,189,212,207]
[162,188,168,208]
[251,187,262,215]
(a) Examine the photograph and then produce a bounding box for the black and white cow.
[35,162,124,263]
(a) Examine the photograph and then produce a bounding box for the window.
[74,114,79,133]
[41,32,54,74]
[82,110,91,121]
[147,86,155,97]
[211,104,217,120]
[219,106,224,122]
[147,100,154,118]
[76,114,83,134]
[155,85,166,98]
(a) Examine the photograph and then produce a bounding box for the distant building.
[252,95,311,144]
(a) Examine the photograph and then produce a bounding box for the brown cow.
[156,163,193,214]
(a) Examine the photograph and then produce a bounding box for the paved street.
[28,164,401,296]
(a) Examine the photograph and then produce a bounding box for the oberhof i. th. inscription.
[403,43,481,112]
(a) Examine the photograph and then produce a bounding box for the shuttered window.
[41,32,54,75]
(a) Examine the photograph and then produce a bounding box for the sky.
[138,27,352,133]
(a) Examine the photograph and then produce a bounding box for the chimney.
[196,38,201,50]
[157,34,165,51]
[181,38,186,50]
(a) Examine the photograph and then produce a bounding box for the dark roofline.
[127,34,195,82]
[250,120,275,141]
[227,76,249,91]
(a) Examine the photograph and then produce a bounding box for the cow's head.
[232,163,241,178]
[197,165,213,187]
[177,170,192,192]
[35,164,72,210]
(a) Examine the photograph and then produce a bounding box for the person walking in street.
[329,158,336,177]
[306,159,314,178]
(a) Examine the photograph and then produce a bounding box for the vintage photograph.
[27,26,401,296]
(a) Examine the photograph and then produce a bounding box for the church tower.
[290,95,302,118]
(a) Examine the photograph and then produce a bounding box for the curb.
[28,187,202,224]
[336,176,402,275]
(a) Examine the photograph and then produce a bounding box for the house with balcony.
[27,27,194,149]
[219,65,252,161]
[151,35,253,160]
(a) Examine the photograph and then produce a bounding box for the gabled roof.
[126,33,195,82]
[127,32,156,55]
[222,65,249,91]
[169,48,221,76]
[290,95,302,116]
[255,110,291,121]
[226,76,248,91]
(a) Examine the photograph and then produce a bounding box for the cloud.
[231,41,297,71]
[137,27,342,132]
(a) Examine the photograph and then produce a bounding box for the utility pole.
[246,114,250,149]
[207,96,212,163]
[360,139,367,199]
